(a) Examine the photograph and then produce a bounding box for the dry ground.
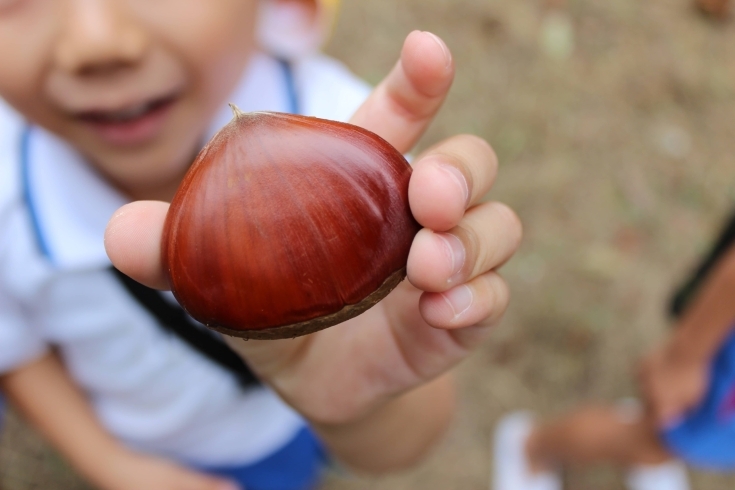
[3,0,735,489]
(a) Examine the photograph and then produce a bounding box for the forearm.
[0,353,131,489]
[670,246,735,361]
[311,374,455,474]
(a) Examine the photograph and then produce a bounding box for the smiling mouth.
[75,93,179,124]
[71,92,181,146]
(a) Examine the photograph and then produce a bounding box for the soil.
[3,1,735,489]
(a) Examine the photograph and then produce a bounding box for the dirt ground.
[2,0,735,489]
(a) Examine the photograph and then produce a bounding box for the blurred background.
[2,0,735,488]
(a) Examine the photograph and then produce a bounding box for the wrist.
[310,375,455,473]
[82,445,138,490]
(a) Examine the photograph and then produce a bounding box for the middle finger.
[409,134,499,232]
[407,200,522,292]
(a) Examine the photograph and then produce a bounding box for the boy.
[494,223,735,489]
[0,1,522,489]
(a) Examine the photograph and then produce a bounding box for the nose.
[54,0,148,76]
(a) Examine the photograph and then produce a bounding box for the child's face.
[0,0,260,199]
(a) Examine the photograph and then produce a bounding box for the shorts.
[662,329,735,470]
[199,426,326,490]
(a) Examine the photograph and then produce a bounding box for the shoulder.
[294,54,372,123]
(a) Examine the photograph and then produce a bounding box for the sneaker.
[492,412,562,490]
[614,399,690,490]
[625,460,690,490]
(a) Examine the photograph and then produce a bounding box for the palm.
[106,32,520,429]
[227,279,472,423]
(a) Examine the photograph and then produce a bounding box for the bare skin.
[526,407,671,471]
[526,245,735,472]
[106,31,522,473]
[0,0,523,482]
[1,354,238,490]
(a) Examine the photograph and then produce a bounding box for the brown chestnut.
[162,106,420,340]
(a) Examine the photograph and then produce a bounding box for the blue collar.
[20,127,51,260]
[278,58,300,115]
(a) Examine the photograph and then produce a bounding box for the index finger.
[349,31,454,154]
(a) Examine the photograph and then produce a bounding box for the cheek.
[0,1,60,122]
[137,0,259,115]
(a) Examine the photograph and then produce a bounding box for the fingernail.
[441,285,474,320]
[436,232,465,284]
[438,163,469,208]
[423,31,452,69]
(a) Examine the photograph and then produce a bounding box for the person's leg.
[493,412,562,490]
[696,0,731,18]
[493,403,690,490]
[526,404,672,470]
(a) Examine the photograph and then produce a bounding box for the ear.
[257,0,335,59]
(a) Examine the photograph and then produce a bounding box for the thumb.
[105,201,170,290]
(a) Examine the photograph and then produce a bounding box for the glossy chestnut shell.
[162,108,420,340]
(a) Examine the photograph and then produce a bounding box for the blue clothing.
[200,427,326,490]
[662,328,735,470]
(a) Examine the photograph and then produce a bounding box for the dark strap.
[111,268,259,388]
[669,208,735,318]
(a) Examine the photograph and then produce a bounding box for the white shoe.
[492,412,562,490]
[614,398,690,490]
[625,460,690,490]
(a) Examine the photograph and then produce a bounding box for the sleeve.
[0,291,47,373]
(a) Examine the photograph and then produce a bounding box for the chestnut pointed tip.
[229,103,246,119]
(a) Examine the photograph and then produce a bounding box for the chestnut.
[162,106,420,340]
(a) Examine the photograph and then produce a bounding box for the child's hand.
[105,450,239,490]
[638,343,709,429]
[105,31,521,470]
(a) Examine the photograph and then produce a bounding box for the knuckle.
[463,273,508,328]
[483,273,510,319]
[454,134,498,169]
[454,223,481,275]
[454,133,493,153]
[458,202,523,274]
[493,202,523,243]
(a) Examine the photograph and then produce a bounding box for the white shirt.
[0,52,371,466]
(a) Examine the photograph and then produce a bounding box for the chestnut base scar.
[209,267,407,340]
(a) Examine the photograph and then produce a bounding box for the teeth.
[102,102,153,122]
[78,94,175,124]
